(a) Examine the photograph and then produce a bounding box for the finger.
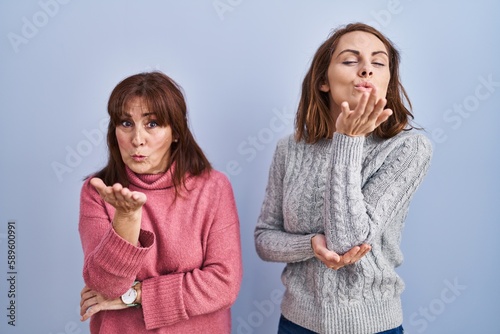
[80,305,87,318]
[115,184,144,206]
[80,296,97,317]
[324,251,341,263]
[80,285,91,296]
[358,244,372,258]
[336,101,352,134]
[112,184,137,207]
[374,108,393,128]
[361,243,372,251]
[357,248,370,259]
[81,289,95,300]
[366,97,386,122]
[350,244,372,263]
[80,290,96,307]
[342,246,361,264]
[120,187,144,204]
[116,187,133,204]
[81,294,99,310]
[353,92,370,119]
[90,178,108,195]
[131,191,147,204]
[81,288,97,299]
[340,101,351,115]
[81,304,99,322]
[365,86,378,115]
[112,183,125,197]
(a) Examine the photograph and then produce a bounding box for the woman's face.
[116,96,174,174]
[320,31,391,118]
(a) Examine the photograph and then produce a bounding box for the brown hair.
[93,71,211,195]
[295,22,415,143]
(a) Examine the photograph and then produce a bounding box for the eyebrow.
[122,112,156,118]
[337,49,389,58]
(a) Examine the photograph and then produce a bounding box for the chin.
[126,164,147,175]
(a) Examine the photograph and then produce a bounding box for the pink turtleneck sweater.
[79,167,242,333]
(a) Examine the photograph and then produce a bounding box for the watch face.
[121,287,137,305]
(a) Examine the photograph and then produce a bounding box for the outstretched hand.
[90,178,147,214]
[90,177,146,244]
[335,86,393,137]
[311,234,371,270]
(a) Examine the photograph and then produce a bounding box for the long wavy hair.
[295,22,415,143]
[93,71,211,196]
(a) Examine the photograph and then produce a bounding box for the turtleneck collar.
[126,164,175,190]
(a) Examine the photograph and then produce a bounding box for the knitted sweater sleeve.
[254,137,317,263]
[79,179,155,299]
[140,175,243,330]
[325,132,433,254]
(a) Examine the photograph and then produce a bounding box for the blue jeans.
[278,315,404,334]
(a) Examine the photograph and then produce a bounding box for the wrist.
[113,209,142,224]
[310,234,317,248]
[112,211,142,245]
[120,281,141,307]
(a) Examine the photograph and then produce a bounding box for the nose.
[359,63,373,78]
[132,127,145,147]
[361,70,372,77]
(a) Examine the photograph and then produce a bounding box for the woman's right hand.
[311,234,371,270]
[90,177,147,245]
[90,178,147,214]
[335,86,393,137]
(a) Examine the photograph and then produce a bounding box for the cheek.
[330,85,351,105]
[381,78,391,97]
[328,69,353,98]
[383,71,391,88]
[153,133,173,155]
[115,131,129,151]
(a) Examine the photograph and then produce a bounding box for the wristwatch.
[120,281,140,307]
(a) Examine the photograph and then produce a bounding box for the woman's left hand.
[336,86,393,137]
[312,234,371,270]
[79,286,127,322]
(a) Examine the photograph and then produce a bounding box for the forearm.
[81,219,154,298]
[112,209,142,245]
[255,189,317,263]
[255,225,316,263]
[324,133,366,253]
[324,132,432,254]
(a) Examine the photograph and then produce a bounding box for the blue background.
[1,1,499,333]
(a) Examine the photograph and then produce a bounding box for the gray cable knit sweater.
[255,130,432,334]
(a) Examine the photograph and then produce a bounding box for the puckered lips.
[354,81,375,93]
[131,154,146,162]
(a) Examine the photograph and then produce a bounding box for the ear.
[319,80,330,92]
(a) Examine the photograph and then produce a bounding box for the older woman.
[255,23,432,334]
[79,72,242,333]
